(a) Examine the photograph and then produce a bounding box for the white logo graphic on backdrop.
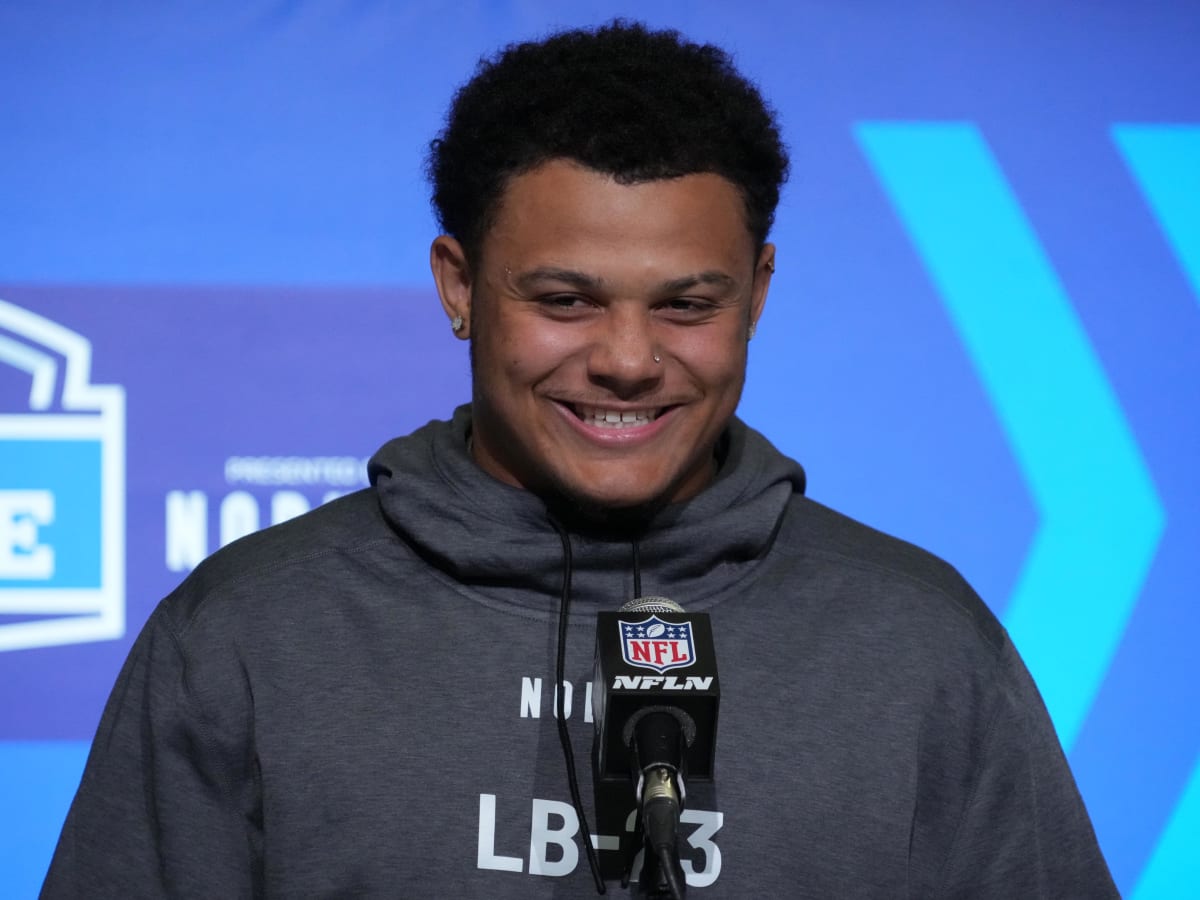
[0,298,125,652]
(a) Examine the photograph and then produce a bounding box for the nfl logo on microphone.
[619,615,696,674]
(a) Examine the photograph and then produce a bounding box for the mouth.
[572,403,664,429]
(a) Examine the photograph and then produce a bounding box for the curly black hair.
[427,20,789,264]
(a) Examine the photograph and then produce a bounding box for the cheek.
[495,321,580,382]
[673,329,748,387]
[495,337,546,384]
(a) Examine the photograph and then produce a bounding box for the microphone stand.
[632,711,688,900]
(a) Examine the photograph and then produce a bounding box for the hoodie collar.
[368,405,805,617]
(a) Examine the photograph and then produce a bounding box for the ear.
[430,235,472,339]
[749,242,775,334]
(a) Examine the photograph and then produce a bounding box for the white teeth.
[577,405,658,428]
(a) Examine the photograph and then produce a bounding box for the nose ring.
[653,353,662,364]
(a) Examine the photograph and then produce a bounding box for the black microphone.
[592,597,720,895]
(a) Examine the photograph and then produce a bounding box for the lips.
[574,404,660,429]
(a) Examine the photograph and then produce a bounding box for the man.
[44,21,1117,898]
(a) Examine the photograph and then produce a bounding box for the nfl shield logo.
[619,615,696,673]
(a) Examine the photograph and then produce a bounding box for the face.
[431,159,774,513]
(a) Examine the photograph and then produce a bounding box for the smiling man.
[431,161,772,515]
[44,20,1117,899]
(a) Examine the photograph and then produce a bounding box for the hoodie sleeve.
[933,640,1119,900]
[41,602,262,899]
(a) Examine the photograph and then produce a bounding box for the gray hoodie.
[43,406,1117,898]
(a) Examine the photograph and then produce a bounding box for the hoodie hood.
[368,405,805,618]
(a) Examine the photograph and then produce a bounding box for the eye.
[536,293,596,318]
[656,297,718,321]
[542,294,587,308]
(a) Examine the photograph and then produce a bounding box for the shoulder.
[767,498,1077,800]
[157,487,403,640]
[773,493,1006,658]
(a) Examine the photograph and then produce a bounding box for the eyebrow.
[513,267,605,292]
[513,267,737,294]
[660,271,737,293]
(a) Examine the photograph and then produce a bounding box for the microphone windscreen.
[619,596,685,615]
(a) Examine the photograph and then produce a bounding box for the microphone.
[592,597,720,896]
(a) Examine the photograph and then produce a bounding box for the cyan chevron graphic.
[1114,122,1200,900]
[1132,751,1200,899]
[855,122,1165,752]
[1113,125,1200,306]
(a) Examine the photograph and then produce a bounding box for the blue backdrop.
[1,2,1197,896]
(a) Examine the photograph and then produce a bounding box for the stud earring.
[748,322,757,341]
[765,259,775,274]
[451,315,464,333]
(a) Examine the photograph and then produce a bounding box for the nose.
[586,305,662,397]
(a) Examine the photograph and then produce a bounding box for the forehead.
[479,160,756,271]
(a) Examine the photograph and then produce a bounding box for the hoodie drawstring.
[550,519,607,894]
[547,523,648,894]
[631,539,643,599]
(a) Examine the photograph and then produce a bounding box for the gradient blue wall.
[1,2,1197,896]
